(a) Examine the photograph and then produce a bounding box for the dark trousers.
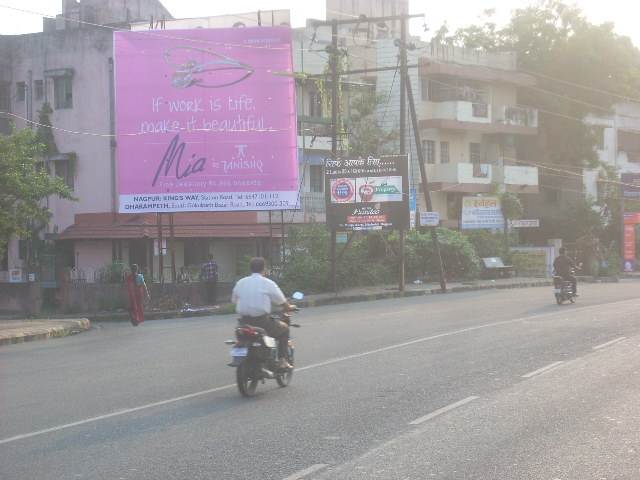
[203,280,217,304]
[239,315,290,359]
[562,274,577,294]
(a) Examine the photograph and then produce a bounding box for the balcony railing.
[500,106,538,128]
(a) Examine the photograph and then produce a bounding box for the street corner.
[0,318,91,346]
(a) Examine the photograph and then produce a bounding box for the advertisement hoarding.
[419,212,440,227]
[622,173,640,199]
[461,196,504,230]
[325,155,409,231]
[114,27,298,212]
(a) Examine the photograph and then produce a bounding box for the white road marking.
[2,298,639,447]
[0,383,235,446]
[522,361,565,378]
[593,336,627,350]
[283,464,329,480]
[409,396,479,425]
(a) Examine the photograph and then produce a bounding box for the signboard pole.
[406,73,447,292]
[169,213,177,283]
[157,213,164,285]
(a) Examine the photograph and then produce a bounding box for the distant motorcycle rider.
[553,247,578,295]
[231,257,295,369]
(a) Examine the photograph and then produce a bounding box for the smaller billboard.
[461,196,504,230]
[419,212,440,227]
[325,155,409,231]
[622,173,640,199]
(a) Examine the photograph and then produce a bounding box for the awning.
[59,212,284,240]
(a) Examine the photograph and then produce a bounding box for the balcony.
[426,163,494,193]
[431,101,492,124]
[495,164,539,193]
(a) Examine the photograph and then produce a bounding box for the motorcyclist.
[553,247,578,296]
[231,257,295,369]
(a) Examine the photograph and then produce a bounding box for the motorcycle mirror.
[292,291,304,301]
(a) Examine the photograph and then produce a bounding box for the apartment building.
[377,40,540,227]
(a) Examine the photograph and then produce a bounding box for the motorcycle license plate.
[230,347,248,357]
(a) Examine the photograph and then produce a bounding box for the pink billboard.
[114,27,298,212]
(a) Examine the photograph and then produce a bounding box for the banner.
[461,196,504,230]
[622,173,640,199]
[114,27,298,212]
[324,155,409,231]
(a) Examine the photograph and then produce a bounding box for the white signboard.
[461,196,504,230]
[9,269,23,283]
[509,219,540,228]
[419,212,440,227]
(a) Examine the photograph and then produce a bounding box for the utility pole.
[398,18,408,292]
[406,68,448,292]
[329,18,339,294]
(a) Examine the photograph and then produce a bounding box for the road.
[1,282,640,479]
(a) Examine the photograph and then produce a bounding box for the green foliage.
[36,103,57,154]
[402,229,480,281]
[346,91,397,157]
[0,127,74,259]
[500,192,523,221]
[546,196,604,243]
[96,262,127,284]
[280,224,330,294]
[465,230,507,258]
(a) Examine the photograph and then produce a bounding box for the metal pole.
[268,210,273,265]
[406,71,448,292]
[169,213,176,283]
[280,210,286,266]
[108,58,117,220]
[157,213,164,285]
[398,18,408,292]
[329,18,339,294]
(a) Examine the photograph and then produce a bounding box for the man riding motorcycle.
[553,247,578,296]
[231,257,295,369]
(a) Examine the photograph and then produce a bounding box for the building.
[583,103,640,201]
[376,39,540,227]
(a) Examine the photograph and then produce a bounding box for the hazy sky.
[0,1,637,46]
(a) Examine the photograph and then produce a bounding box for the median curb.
[78,278,574,322]
[0,319,91,346]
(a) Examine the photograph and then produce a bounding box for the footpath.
[0,275,620,347]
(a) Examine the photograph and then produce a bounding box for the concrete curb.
[0,319,91,346]
[77,278,583,322]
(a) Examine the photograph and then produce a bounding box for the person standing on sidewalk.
[200,254,219,305]
[126,264,150,326]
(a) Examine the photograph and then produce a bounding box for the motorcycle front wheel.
[237,362,259,397]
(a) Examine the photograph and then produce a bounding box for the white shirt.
[231,273,287,317]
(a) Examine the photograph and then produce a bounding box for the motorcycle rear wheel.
[237,363,259,397]
[555,294,563,305]
[276,346,294,387]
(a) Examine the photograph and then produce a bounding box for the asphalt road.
[2,282,640,479]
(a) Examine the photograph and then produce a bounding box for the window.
[16,82,26,102]
[440,141,450,164]
[55,159,75,190]
[421,79,432,101]
[34,80,44,101]
[54,76,73,109]
[310,165,324,193]
[470,142,482,163]
[423,140,435,164]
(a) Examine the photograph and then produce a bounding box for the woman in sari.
[126,264,150,326]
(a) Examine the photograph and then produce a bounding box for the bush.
[403,228,480,281]
[95,262,127,283]
[465,230,507,259]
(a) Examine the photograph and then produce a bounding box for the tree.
[436,0,640,168]
[0,127,74,261]
[500,192,523,250]
[346,90,397,157]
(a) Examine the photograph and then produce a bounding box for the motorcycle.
[553,270,577,305]
[225,292,303,397]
